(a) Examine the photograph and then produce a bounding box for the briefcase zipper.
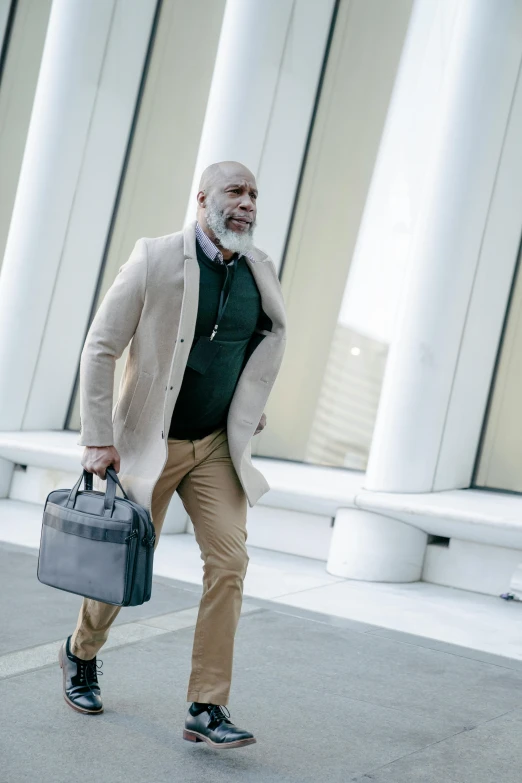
[124,525,140,605]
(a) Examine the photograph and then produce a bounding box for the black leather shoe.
[59,636,103,714]
[184,704,256,749]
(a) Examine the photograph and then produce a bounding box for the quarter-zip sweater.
[168,239,263,440]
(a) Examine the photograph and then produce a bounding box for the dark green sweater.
[168,240,266,440]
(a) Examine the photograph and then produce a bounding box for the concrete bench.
[2,431,522,594]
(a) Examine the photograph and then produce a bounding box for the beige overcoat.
[77,220,287,513]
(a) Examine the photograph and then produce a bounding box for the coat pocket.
[124,371,153,432]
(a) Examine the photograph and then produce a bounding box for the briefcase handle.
[103,466,129,516]
[66,464,129,517]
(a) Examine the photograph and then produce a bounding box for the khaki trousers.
[70,425,249,705]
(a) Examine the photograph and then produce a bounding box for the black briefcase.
[37,466,155,606]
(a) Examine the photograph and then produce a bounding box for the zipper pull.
[142,532,156,548]
[125,530,138,543]
[210,325,218,341]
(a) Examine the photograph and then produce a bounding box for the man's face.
[208,172,258,233]
[199,167,258,255]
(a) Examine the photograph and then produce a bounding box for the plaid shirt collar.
[195,221,255,265]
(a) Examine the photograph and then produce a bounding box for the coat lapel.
[183,219,198,261]
[244,255,286,336]
[162,224,200,434]
[227,235,287,494]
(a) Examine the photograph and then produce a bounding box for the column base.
[327,508,427,582]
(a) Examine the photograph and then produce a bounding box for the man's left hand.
[254,412,266,435]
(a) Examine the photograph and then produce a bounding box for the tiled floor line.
[3,505,522,663]
[0,601,262,680]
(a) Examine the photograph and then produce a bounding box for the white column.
[328,0,522,580]
[0,0,156,434]
[365,0,522,494]
[185,0,336,271]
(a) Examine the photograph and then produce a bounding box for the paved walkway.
[2,542,522,783]
[4,498,522,661]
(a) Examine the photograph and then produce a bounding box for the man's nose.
[239,195,255,212]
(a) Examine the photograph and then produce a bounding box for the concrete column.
[365,0,522,495]
[0,0,156,433]
[185,0,336,271]
[328,0,522,580]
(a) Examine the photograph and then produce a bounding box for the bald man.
[60,161,287,749]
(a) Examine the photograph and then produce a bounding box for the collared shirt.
[195,221,255,266]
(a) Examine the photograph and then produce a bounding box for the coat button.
[180,338,184,342]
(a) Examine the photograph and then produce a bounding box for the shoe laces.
[78,658,103,686]
[208,704,232,729]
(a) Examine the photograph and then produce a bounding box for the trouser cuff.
[186,690,230,706]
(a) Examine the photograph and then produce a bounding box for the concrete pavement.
[1,541,522,783]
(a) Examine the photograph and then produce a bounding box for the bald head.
[196,160,258,260]
[198,160,256,195]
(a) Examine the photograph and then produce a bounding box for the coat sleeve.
[77,238,148,447]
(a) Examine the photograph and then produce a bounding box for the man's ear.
[196,190,206,208]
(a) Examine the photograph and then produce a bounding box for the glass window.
[475,242,522,492]
[252,0,413,469]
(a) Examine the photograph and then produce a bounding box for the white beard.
[205,196,256,256]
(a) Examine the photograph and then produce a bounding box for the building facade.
[1,0,522,597]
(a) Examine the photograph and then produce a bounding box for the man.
[59,161,287,749]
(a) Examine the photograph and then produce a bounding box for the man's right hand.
[81,446,121,479]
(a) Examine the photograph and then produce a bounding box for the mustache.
[228,215,252,224]
[226,216,256,231]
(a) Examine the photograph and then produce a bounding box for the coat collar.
[183,220,197,260]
